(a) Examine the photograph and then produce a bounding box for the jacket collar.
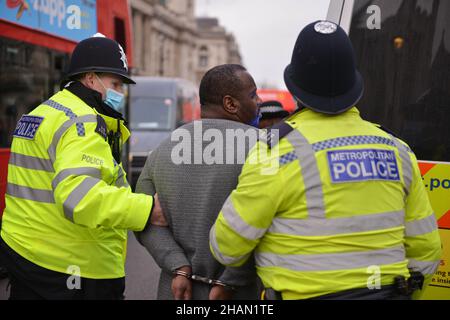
[289,106,361,122]
[62,83,130,143]
[65,81,125,121]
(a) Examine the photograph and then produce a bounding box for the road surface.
[0,232,161,300]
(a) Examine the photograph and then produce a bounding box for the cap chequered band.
[261,106,285,113]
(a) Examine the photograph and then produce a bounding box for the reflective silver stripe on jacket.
[63,177,100,222]
[221,196,266,240]
[408,258,440,275]
[115,165,129,188]
[405,214,438,237]
[9,152,54,173]
[391,137,413,194]
[269,210,405,237]
[255,246,406,272]
[6,183,55,204]
[52,167,102,191]
[285,130,326,219]
[47,115,98,163]
[209,224,250,265]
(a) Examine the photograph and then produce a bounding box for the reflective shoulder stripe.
[115,166,129,188]
[47,115,98,163]
[52,167,102,191]
[221,196,266,240]
[9,152,54,173]
[269,210,405,236]
[408,258,440,275]
[391,136,413,194]
[255,246,405,272]
[6,183,54,204]
[43,100,85,137]
[405,214,438,237]
[209,224,250,265]
[285,129,325,219]
[63,177,100,223]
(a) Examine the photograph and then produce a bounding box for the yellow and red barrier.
[419,161,450,300]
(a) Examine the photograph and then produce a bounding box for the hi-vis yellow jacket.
[1,88,153,279]
[210,107,442,300]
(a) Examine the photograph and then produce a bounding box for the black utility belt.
[262,272,425,300]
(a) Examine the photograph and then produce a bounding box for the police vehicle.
[327,0,450,300]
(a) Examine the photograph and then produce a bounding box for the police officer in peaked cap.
[258,100,290,129]
[209,21,441,300]
[0,34,166,300]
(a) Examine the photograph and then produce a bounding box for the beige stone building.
[195,17,242,84]
[130,0,197,82]
[129,0,242,85]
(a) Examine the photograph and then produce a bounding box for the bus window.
[348,0,450,162]
[114,17,127,53]
[0,38,69,148]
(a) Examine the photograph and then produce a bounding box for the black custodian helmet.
[65,34,135,84]
[284,21,364,114]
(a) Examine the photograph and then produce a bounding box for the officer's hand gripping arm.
[134,152,190,273]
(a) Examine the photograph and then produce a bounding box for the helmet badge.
[314,21,338,34]
[118,44,128,71]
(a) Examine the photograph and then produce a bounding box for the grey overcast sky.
[195,0,332,89]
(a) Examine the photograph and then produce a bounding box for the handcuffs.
[173,270,236,291]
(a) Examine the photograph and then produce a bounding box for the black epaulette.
[95,115,108,141]
[260,121,294,149]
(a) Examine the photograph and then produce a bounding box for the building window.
[199,46,209,68]
[114,17,126,53]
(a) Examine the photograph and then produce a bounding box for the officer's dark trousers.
[0,220,8,279]
[0,236,125,300]
[309,286,411,300]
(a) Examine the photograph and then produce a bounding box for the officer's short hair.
[199,64,247,107]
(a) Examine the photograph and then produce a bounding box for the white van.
[128,77,200,187]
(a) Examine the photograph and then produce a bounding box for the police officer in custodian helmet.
[0,34,165,300]
[209,21,441,300]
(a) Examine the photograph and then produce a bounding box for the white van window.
[130,97,172,130]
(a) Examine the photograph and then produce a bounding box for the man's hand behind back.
[172,266,192,300]
[209,285,234,300]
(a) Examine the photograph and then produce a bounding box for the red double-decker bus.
[257,89,297,113]
[0,0,134,216]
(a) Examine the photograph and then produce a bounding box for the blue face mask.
[249,110,262,128]
[96,74,125,113]
[104,88,125,113]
